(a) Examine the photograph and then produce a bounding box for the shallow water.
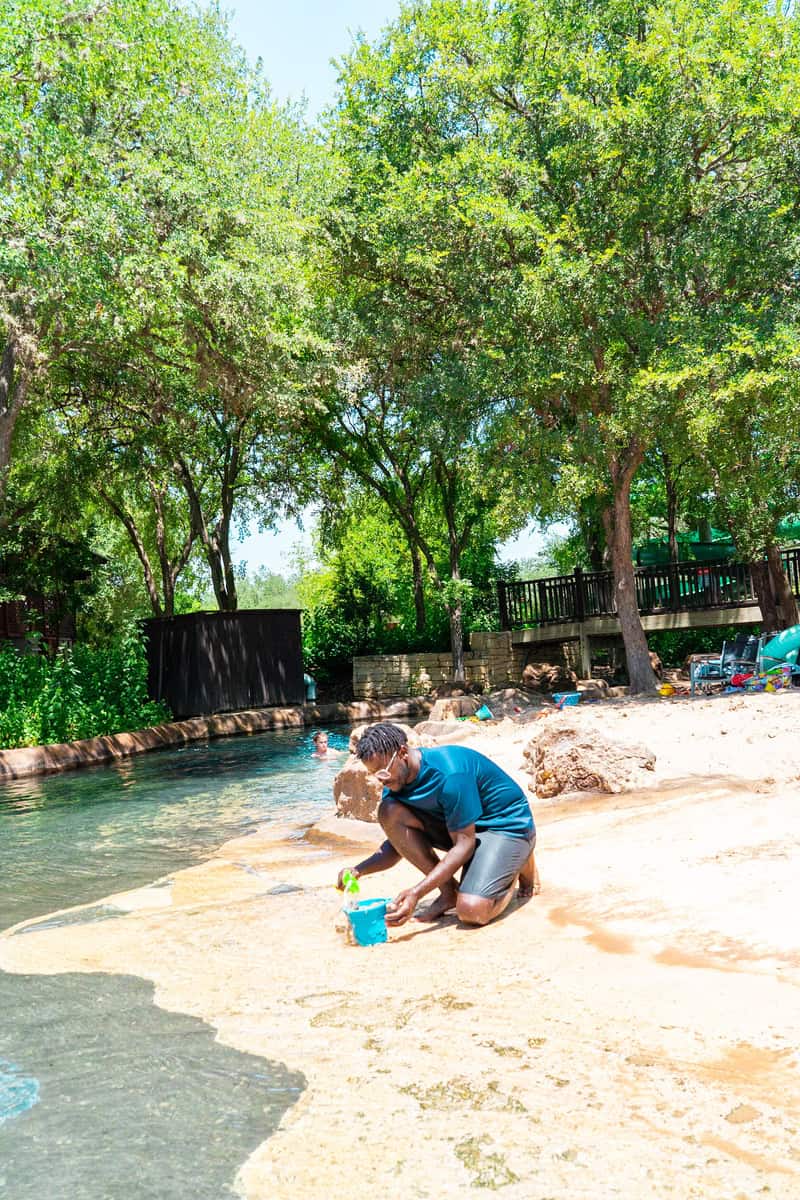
[0,728,347,1198]
[0,729,346,930]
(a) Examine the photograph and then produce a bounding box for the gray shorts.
[416,810,535,900]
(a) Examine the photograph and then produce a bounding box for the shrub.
[0,629,170,749]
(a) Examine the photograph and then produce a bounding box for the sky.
[223,0,401,118]
[222,0,555,574]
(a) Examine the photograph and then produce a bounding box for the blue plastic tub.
[553,691,580,708]
[346,898,390,946]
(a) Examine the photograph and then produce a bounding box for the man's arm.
[336,840,400,890]
[385,825,476,925]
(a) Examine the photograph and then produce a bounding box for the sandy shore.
[2,690,800,1198]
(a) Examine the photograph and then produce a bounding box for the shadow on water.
[0,972,305,1200]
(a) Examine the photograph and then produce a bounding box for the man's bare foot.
[517,849,540,898]
[414,887,458,921]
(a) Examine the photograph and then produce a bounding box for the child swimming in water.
[311,731,342,758]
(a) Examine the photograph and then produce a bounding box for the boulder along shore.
[2,688,799,1199]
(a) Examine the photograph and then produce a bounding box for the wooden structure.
[498,548,800,630]
[144,609,305,718]
[497,549,800,677]
[0,593,77,652]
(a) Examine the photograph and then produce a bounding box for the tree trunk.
[587,529,607,572]
[0,340,28,494]
[448,597,465,682]
[205,538,238,611]
[751,559,780,633]
[410,543,426,634]
[603,464,658,694]
[663,453,679,564]
[578,502,607,571]
[99,489,163,616]
[174,455,238,611]
[439,463,468,682]
[766,542,799,629]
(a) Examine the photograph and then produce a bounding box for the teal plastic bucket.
[346,898,389,946]
[553,691,580,708]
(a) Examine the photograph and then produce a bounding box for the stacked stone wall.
[353,631,521,699]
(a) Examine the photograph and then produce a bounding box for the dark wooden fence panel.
[498,552,800,630]
[145,610,304,718]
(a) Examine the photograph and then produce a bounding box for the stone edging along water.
[0,698,432,781]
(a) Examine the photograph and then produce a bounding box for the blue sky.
[223,0,554,573]
[223,0,402,117]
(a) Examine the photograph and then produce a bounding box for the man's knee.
[378,796,409,834]
[456,893,493,926]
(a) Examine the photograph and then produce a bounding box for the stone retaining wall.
[353,632,527,699]
[0,699,431,781]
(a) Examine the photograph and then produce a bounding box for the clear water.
[0,728,347,931]
[0,728,348,1199]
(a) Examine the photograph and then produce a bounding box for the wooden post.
[497,581,509,630]
[578,627,592,678]
[574,566,586,621]
[668,562,680,611]
[537,579,548,624]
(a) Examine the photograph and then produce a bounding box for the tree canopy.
[3,0,800,697]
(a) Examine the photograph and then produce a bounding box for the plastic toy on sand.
[346,898,390,946]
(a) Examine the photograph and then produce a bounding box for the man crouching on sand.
[336,723,539,927]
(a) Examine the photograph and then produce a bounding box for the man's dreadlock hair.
[354,722,408,761]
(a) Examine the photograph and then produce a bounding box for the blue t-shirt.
[386,745,534,838]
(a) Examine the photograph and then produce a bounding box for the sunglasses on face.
[374,748,401,781]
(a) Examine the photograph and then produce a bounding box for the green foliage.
[2,0,329,617]
[328,0,800,687]
[297,504,513,679]
[0,629,170,749]
[212,568,300,611]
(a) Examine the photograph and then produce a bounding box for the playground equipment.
[690,624,800,695]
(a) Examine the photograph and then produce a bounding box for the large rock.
[413,719,480,743]
[523,717,655,799]
[333,757,383,822]
[432,680,483,697]
[521,662,578,693]
[429,694,481,721]
[336,722,427,823]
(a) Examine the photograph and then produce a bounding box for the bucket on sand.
[346,898,390,946]
[553,691,580,709]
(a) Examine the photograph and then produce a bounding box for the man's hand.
[385,887,419,926]
[336,866,359,891]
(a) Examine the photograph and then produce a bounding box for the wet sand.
[2,690,800,1198]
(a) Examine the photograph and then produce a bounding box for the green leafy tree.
[330,0,800,691]
[688,323,800,628]
[298,496,512,682]
[0,0,249,490]
[18,17,330,614]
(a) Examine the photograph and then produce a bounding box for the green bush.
[0,630,171,749]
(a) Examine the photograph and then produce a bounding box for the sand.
[2,689,800,1198]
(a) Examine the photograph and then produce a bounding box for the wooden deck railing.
[497,547,800,629]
